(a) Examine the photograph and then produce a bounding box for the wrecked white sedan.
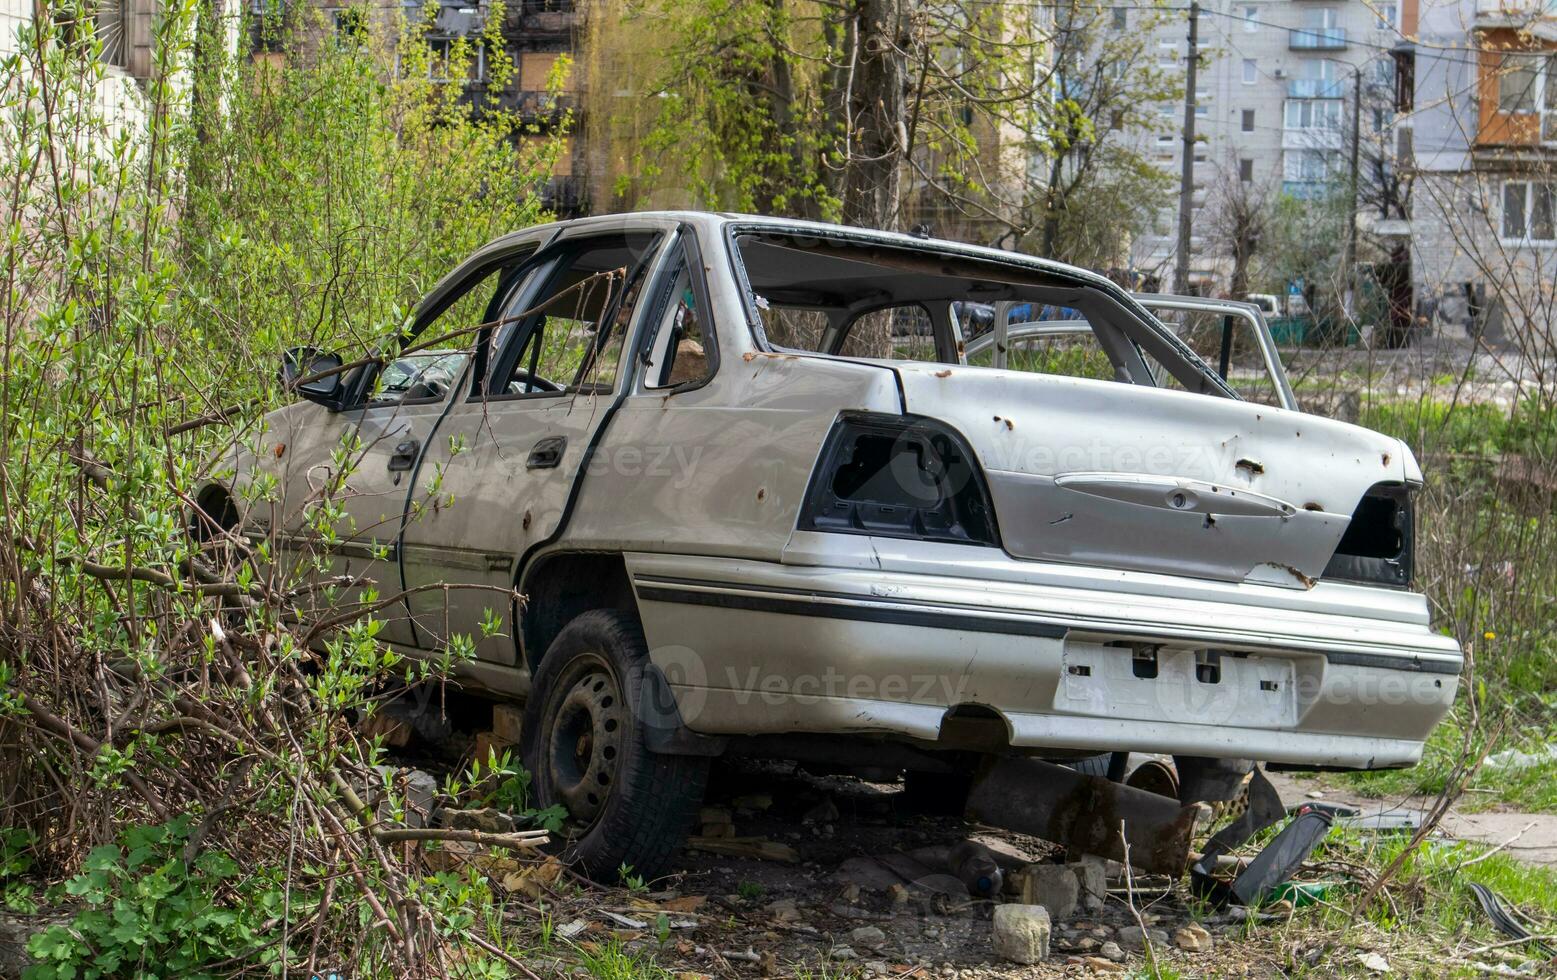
[199,212,1461,878]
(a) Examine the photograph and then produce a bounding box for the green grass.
[578,939,674,980]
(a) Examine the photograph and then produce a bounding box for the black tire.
[1066,753,1116,780]
[521,609,708,882]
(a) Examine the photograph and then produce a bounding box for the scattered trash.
[1483,743,1557,771]
[1469,883,1557,957]
[1190,770,1334,908]
[1268,880,1346,907]
[1227,805,1334,906]
[687,836,800,863]
[947,840,1004,898]
[1357,950,1391,973]
[556,919,588,940]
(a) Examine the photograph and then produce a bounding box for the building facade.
[1123,0,1415,293]
[1405,0,1557,342]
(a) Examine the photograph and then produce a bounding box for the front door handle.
[527,435,566,470]
[388,437,420,472]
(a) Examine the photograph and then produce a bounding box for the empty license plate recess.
[1058,638,1298,728]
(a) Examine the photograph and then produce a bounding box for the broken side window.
[644,258,717,389]
[838,304,938,361]
[1144,309,1284,406]
[486,232,659,397]
[363,261,515,406]
[731,230,1228,396]
[964,308,1118,383]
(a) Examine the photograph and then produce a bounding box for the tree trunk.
[838,0,907,232]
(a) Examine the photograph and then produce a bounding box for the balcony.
[1281,180,1332,199]
[1282,127,1345,150]
[1475,0,1557,18]
[1287,78,1345,98]
[1289,27,1347,50]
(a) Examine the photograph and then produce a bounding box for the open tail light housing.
[800,413,999,546]
[1323,482,1414,588]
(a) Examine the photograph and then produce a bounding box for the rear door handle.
[527,435,566,470]
[388,437,420,472]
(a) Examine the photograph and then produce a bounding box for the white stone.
[991,904,1051,964]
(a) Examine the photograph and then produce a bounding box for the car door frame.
[397,215,681,669]
[1129,293,1298,411]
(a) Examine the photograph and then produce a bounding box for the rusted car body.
[199,212,1460,876]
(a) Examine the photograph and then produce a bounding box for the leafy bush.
[0,0,561,975]
[24,819,287,980]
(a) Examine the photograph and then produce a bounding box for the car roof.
[474,211,1120,295]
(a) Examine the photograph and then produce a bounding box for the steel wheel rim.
[546,652,626,829]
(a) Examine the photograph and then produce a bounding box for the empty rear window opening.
[1324,483,1414,587]
[731,229,1231,398]
[801,415,997,546]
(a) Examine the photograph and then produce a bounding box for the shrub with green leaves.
[0,0,562,975]
[24,819,288,980]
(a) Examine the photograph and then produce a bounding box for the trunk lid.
[894,363,1407,588]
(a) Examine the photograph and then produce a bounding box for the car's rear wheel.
[521,609,708,881]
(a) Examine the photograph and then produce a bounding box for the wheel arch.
[517,551,638,673]
[191,482,241,541]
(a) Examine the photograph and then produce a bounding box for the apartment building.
[2,0,162,130]
[1123,0,1413,292]
[259,0,586,216]
[1405,0,1556,342]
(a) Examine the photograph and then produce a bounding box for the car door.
[398,225,670,663]
[1130,295,1297,411]
[258,252,536,649]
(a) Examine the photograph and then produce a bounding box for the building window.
[1242,59,1258,84]
[1242,5,1258,31]
[1497,52,1557,142]
[1503,180,1556,242]
[1375,1,1397,30]
[1284,148,1334,182]
[1285,98,1343,130]
[1240,158,1255,182]
[1113,6,1128,30]
[1498,54,1542,113]
[426,36,486,83]
[1157,134,1175,146]
[1242,108,1256,132]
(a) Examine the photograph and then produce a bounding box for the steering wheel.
[508,371,562,393]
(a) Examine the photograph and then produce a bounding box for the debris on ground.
[990,904,1051,964]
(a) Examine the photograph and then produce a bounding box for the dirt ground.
[485,758,1313,978]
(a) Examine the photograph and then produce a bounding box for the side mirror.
[281,347,345,407]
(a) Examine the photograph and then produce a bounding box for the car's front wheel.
[521,609,708,881]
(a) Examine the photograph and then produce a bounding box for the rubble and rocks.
[438,806,516,834]
[1073,855,1108,911]
[991,904,1051,964]
[490,702,523,744]
[1016,864,1079,920]
[1117,924,1169,950]
[1173,923,1214,952]
[848,925,886,947]
[1099,940,1127,962]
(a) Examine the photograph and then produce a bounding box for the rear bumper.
[627,535,1461,770]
